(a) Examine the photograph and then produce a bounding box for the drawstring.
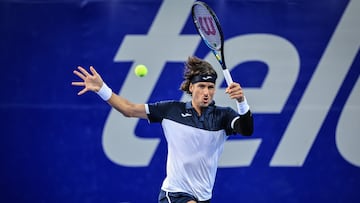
[166,191,172,203]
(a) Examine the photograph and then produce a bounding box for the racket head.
[192,1,224,51]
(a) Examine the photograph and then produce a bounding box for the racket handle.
[223,69,240,104]
[222,69,233,86]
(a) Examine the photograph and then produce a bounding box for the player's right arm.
[107,94,148,119]
[72,66,148,119]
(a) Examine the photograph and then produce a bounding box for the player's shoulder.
[152,100,185,106]
[149,100,186,111]
[212,103,234,112]
[211,103,238,118]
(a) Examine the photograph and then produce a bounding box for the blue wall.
[1,0,359,202]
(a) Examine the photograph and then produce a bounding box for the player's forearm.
[107,93,129,116]
[107,93,148,119]
[96,82,147,118]
[232,96,253,136]
[234,110,254,136]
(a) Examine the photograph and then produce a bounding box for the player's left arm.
[233,110,253,136]
[226,82,254,136]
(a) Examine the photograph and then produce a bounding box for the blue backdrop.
[1,0,359,202]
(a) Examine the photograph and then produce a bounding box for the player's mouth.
[203,97,209,104]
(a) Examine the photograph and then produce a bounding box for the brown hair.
[180,56,217,95]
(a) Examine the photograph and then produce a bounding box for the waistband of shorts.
[160,189,211,202]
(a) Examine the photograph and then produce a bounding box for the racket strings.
[193,4,222,50]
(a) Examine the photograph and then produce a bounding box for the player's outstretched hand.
[225,82,245,103]
[72,66,104,95]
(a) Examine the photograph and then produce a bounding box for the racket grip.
[222,69,233,86]
[223,69,240,104]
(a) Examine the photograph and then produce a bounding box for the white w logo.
[199,16,216,35]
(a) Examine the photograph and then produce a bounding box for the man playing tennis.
[72,56,253,203]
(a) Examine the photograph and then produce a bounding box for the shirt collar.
[185,101,216,110]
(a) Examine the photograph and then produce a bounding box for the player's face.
[190,82,215,113]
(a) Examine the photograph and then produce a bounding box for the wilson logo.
[199,17,216,35]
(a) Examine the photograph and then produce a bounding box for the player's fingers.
[225,85,232,93]
[73,70,86,80]
[232,82,241,90]
[77,87,88,95]
[77,66,91,77]
[229,91,242,97]
[71,81,85,86]
[233,84,243,95]
[228,82,237,87]
[226,83,240,94]
[89,66,98,76]
[231,82,243,92]
[227,87,243,98]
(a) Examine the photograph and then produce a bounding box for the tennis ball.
[134,64,148,77]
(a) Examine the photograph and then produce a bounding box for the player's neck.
[191,101,202,116]
[192,102,209,117]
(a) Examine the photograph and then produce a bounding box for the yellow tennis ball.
[134,64,148,77]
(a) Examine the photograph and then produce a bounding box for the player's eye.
[198,84,206,89]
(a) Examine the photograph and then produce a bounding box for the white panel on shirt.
[161,119,228,201]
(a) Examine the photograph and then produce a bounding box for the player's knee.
[186,201,197,203]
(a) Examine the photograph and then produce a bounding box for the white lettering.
[270,0,360,166]
[336,77,360,167]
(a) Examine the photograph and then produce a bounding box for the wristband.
[237,97,250,115]
[97,82,112,101]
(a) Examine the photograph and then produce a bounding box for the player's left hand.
[225,82,245,102]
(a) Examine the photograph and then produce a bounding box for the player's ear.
[189,83,194,93]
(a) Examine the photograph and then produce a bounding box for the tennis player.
[72,56,254,203]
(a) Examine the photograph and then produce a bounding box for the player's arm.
[72,66,148,119]
[107,93,147,119]
[226,82,254,136]
[233,110,253,136]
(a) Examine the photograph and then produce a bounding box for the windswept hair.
[180,56,217,95]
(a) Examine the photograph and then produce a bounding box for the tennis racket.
[191,1,233,86]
